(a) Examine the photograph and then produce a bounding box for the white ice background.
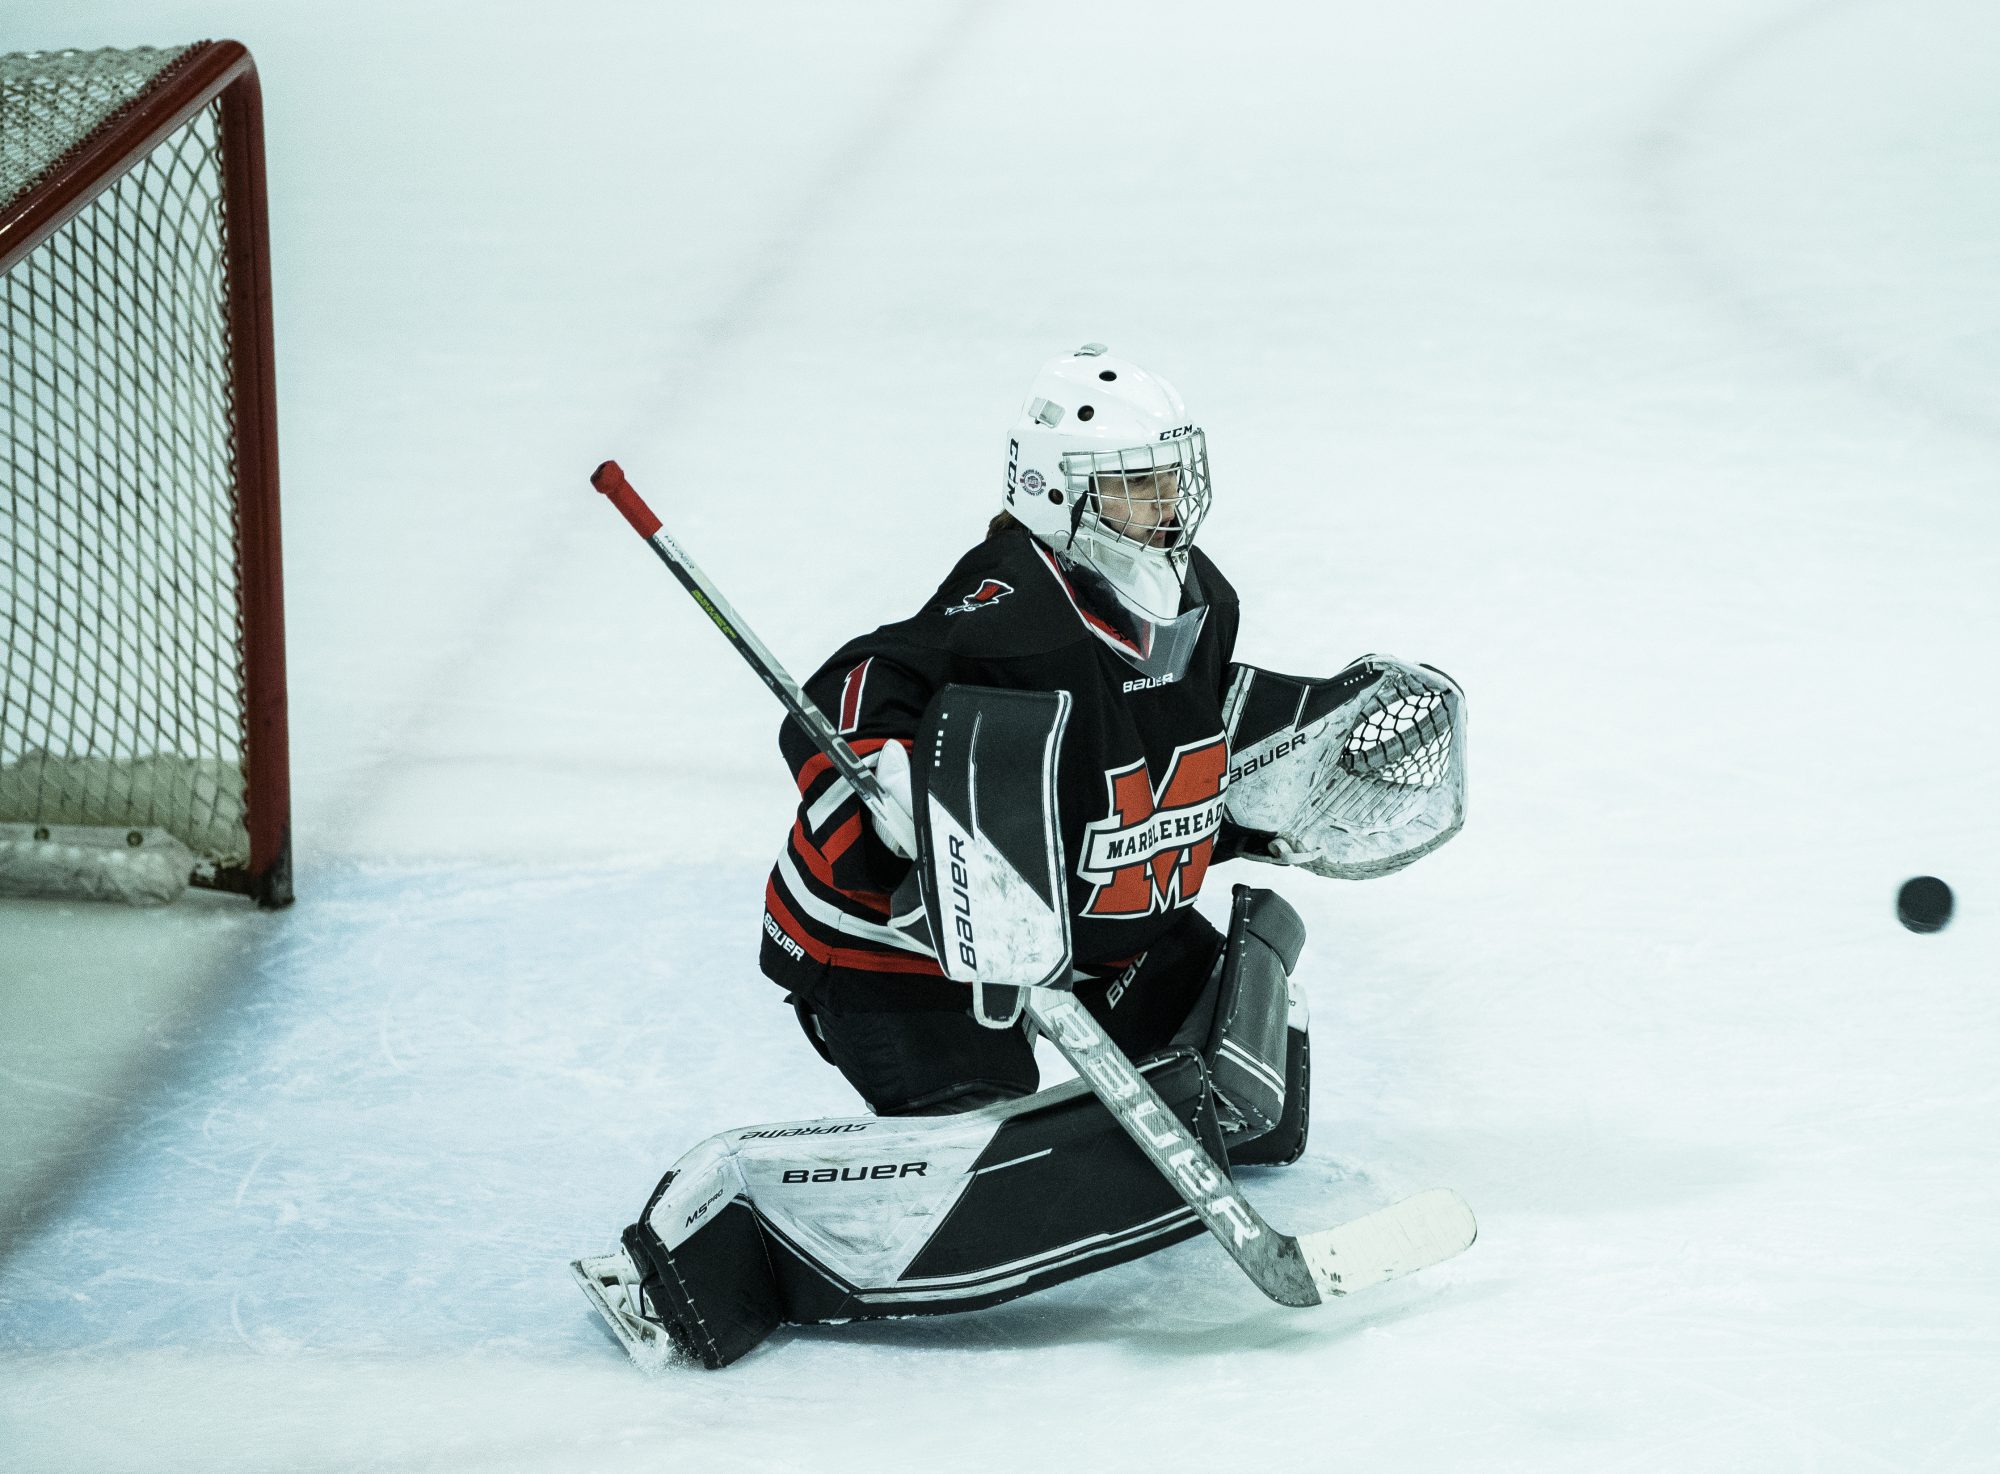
[3,2,1997,1470]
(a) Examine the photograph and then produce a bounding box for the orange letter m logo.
[1077,736,1228,919]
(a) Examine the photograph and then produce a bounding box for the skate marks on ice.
[4,860,1459,1364]
[0,861,796,1357]
[0,857,1497,1474]
[0,895,268,1263]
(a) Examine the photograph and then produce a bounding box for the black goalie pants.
[789,885,1311,1170]
[791,908,1225,1116]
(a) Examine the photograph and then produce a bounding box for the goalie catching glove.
[1221,656,1466,879]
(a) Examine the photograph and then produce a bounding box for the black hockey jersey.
[760,527,1253,1002]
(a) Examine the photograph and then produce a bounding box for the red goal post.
[1,42,291,907]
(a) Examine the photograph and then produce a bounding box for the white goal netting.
[2,46,258,902]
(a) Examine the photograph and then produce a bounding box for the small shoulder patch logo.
[944,578,1014,616]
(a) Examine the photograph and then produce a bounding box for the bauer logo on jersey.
[1077,735,1228,918]
[944,578,1014,616]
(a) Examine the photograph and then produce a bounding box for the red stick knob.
[590,459,662,539]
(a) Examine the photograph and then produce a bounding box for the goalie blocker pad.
[901,684,1074,1029]
[1222,656,1467,880]
[615,1050,1224,1370]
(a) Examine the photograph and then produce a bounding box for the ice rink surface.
[3,1,1997,1469]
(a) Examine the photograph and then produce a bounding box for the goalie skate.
[570,1248,674,1372]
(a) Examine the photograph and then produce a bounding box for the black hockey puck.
[1896,876,1953,933]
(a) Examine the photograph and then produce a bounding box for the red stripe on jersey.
[819,812,866,866]
[837,658,873,734]
[789,821,839,889]
[764,878,945,977]
[793,736,892,796]
[1029,543,1146,656]
[788,820,889,915]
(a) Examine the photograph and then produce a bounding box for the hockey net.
[1,43,290,906]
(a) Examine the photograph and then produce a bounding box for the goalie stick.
[585,459,1476,1308]
[588,461,920,859]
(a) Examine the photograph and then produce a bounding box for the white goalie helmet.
[1003,344,1213,628]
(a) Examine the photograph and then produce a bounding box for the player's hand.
[871,741,916,859]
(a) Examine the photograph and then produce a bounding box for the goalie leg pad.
[621,1174,782,1372]
[616,1052,1224,1369]
[1229,1023,1311,1167]
[1175,885,1311,1160]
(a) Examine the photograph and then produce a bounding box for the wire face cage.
[1,43,290,906]
[1059,431,1213,561]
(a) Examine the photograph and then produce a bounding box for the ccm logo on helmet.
[1159,425,1195,441]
